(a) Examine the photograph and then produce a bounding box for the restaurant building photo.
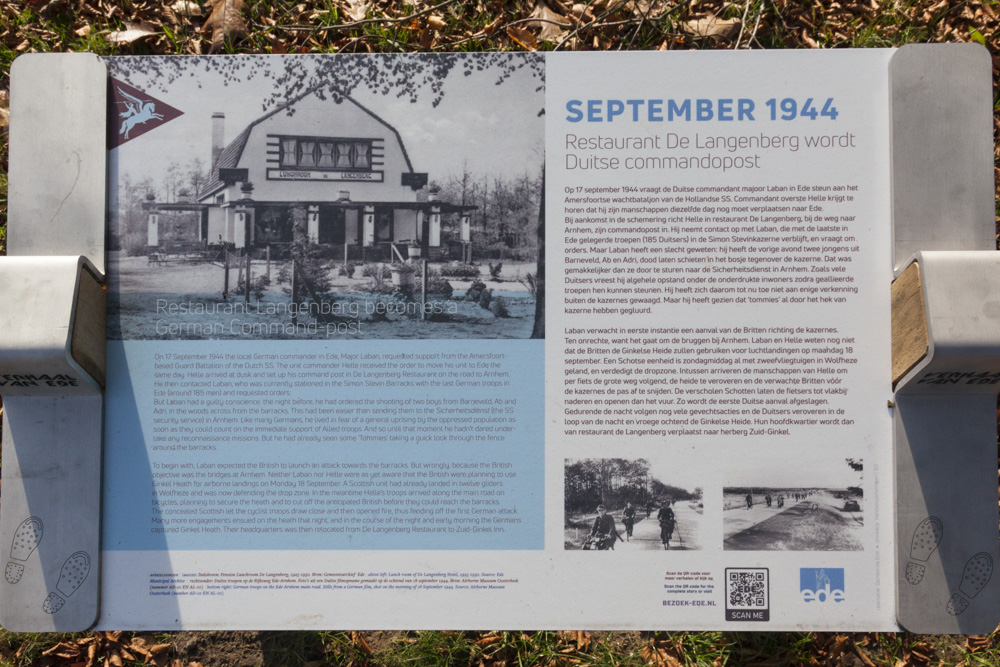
[106,54,545,340]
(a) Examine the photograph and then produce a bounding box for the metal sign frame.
[0,47,998,633]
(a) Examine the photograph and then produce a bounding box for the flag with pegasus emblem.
[108,78,183,148]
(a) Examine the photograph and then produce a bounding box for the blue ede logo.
[800,568,845,603]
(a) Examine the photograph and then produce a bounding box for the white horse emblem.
[118,87,164,139]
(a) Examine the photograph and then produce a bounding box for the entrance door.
[375,207,394,243]
[254,207,294,244]
[318,206,346,245]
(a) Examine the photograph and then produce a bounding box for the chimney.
[211,112,225,167]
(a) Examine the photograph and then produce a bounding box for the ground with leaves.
[4,628,1000,667]
[0,0,999,665]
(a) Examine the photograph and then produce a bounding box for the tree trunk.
[530,166,545,339]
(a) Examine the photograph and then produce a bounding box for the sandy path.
[618,505,702,551]
[723,494,863,551]
[564,504,703,551]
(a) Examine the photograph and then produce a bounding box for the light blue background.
[103,339,544,550]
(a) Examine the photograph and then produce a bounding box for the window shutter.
[281,139,297,167]
[299,141,317,167]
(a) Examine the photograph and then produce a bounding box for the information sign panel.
[1,48,996,633]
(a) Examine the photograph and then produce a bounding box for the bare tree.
[113,172,156,255]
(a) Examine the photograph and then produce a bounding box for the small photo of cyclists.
[564,458,704,551]
[722,457,864,551]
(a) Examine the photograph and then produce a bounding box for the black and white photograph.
[723,457,864,551]
[564,458,704,551]
[105,54,545,340]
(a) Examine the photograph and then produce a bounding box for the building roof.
[199,87,417,201]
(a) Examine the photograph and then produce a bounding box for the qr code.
[726,568,769,609]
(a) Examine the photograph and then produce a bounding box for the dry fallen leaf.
[42,641,82,659]
[425,13,446,30]
[203,0,247,52]
[172,0,202,16]
[74,24,91,37]
[475,634,503,647]
[341,0,369,22]
[904,641,935,666]
[855,644,877,667]
[106,22,157,44]
[266,33,287,53]
[350,631,372,655]
[625,0,651,17]
[480,16,503,35]
[828,634,851,660]
[528,0,568,43]
[507,25,538,50]
[570,3,593,21]
[150,650,172,667]
[966,635,991,652]
[129,635,153,658]
[418,26,438,48]
[640,644,683,667]
[556,631,592,651]
[681,15,740,41]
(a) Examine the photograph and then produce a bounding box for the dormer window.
[279,136,372,171]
